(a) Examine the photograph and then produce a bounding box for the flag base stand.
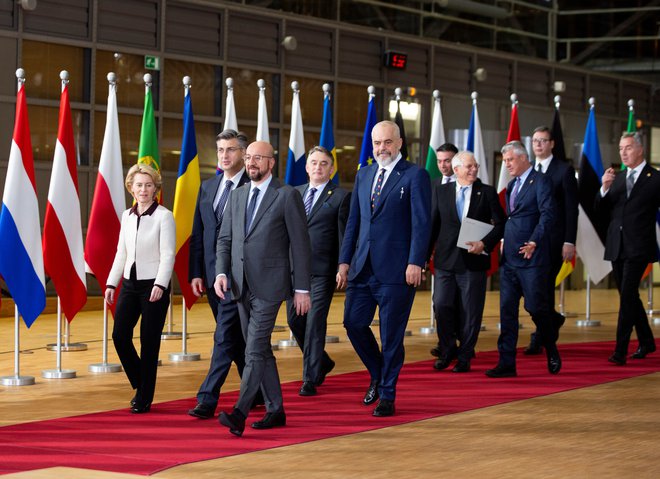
[480,325,487,331]
[89,363,122,373]
[497,323,524,330]
[271,344,279,351]
[325,335,339,343]
[279,338,298,348]
[1,375,35,386]
[404,330,412,337]
[560,312,578,318]
[42,369,76,379]
[273,325,286,332]
[576,319,601,327]
[157,359,162,366]
[46,343,87,352]
[161,332,183,340]
[169,352,201,362]
[419,326,436,335]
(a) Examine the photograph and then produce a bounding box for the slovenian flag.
[320,86,338,184]
[172,86,201,308]
[284,84,306,186]
[576,101,612,284]
[0,74,46,327]
[43,74,87,321]
[85,75,125,314]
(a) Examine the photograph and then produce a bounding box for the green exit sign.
[144,55,160,71]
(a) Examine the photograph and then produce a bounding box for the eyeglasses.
[532,138,551,145]
[217,147,242,154]
[244,154,273,163]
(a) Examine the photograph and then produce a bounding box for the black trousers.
[112,277,170,407]
[612,259,655,356]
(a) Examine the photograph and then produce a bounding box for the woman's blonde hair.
[125,163,162,199]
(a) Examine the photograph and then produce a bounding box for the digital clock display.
[384,51,408,70]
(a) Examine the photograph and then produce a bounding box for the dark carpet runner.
[1,341,658,476]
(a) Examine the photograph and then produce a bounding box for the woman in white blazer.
[105,163,175,413]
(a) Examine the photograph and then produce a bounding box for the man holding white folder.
[427,151,505,372]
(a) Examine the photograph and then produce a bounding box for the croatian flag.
[43,74,87,321]
[284,83,306,186]
[0,74,46,327]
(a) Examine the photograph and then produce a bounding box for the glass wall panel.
[96,50,158,110]
[22,40,87,102]
[92,111,142,167]
[163,59,221,116]
[226,68,279,126]
[283,76,326,129]
[161,118,222,173]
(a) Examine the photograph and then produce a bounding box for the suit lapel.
[466,182,481,218]
[309,182,336,220]
[236,185,249,238]
[628,164,651,200]
[247,179,279,236]
[512,169,536,209]
[373,161,406,215]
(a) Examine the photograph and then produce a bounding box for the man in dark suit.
[524,126,578,355]
[287,146,350,397]
[429,142,460,360]
[428,151,505,373]
[486,141,560,378]
[597,132,659,365]
[337,120,431,417]
[215,140,311,436]
[187,129,252,420]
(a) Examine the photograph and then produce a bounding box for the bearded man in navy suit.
[337,120,431,417]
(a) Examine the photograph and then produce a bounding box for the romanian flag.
[358,89,377,169]
[424,90,445,181]
[0,73,46,327]
[172,88,201,308]
[320,87,338,184]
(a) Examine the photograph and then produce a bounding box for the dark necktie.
[215,179,233,224]
[536,163,543,173]
[626,170,636,198]
[245,187,259,235]
[509,177,521,212]
[371,168,386,211]
[456,186,467,222]
[304,187,317,216]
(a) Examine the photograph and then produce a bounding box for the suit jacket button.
[619,226,623,231]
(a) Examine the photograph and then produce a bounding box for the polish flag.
[85,74,125,314]
[43,72,87,321]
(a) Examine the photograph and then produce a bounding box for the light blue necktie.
[456,186,467,222]
[509,177,521,212]
[304,187,317,216]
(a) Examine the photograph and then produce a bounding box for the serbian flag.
[358,88,377,169]
[424,90,445,181]
[172,87,201,308]
[284,83,306,186]
[576,100,612,284]
[85,76,125,314]
[0,73,46,327]
[256,79,270,143]
[42,75,87,321]
[394,99,409,161]
[466,92,489,184]
[320,85,339,184]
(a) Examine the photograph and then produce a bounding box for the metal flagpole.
[558,279,577,318]
[576,275,601,327]
[89,300,122,373]
[646,269,660,325]
[169,297,200,361]
[43,297,76,379]
[420,275,436,334]
[161,289,182,339]
[1,306,35,386]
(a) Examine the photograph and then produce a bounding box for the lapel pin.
[327,190,333,195]
[647,172,651,177]
[530,179,534,184]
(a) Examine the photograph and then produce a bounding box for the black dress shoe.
[188,403,215,419]
[251,411,286,429]
[608,353,626,366]
[631,343,656,359]
[523,339,544,356]
[299,381,317,396]
[131,403,151,414]
[452,361,471,373]
[373,399,395,417]
[316,358,335,386]
[219,409,246,437]
[485,365,517,378]
[430,345,442,358]
[433,358,452,370]
[363,381,379,405]
[547,354,562,375]
[129,394,137,408]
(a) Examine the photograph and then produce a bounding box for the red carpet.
[1,340,659,476]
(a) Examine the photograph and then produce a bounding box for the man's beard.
[248,168,265,182]
[375,153,394,167]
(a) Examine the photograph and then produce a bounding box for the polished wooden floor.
[1,288,659,478]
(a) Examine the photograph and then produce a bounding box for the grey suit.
[216,176,311,416]
[286,182,350,384]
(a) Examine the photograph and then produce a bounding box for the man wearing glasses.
[187,129,254,420]
[523,126,578,356]
[215,141,311,436]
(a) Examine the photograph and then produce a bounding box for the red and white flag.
[42,73,87,321]
[85,74,125,313]
[497,94,520,208]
